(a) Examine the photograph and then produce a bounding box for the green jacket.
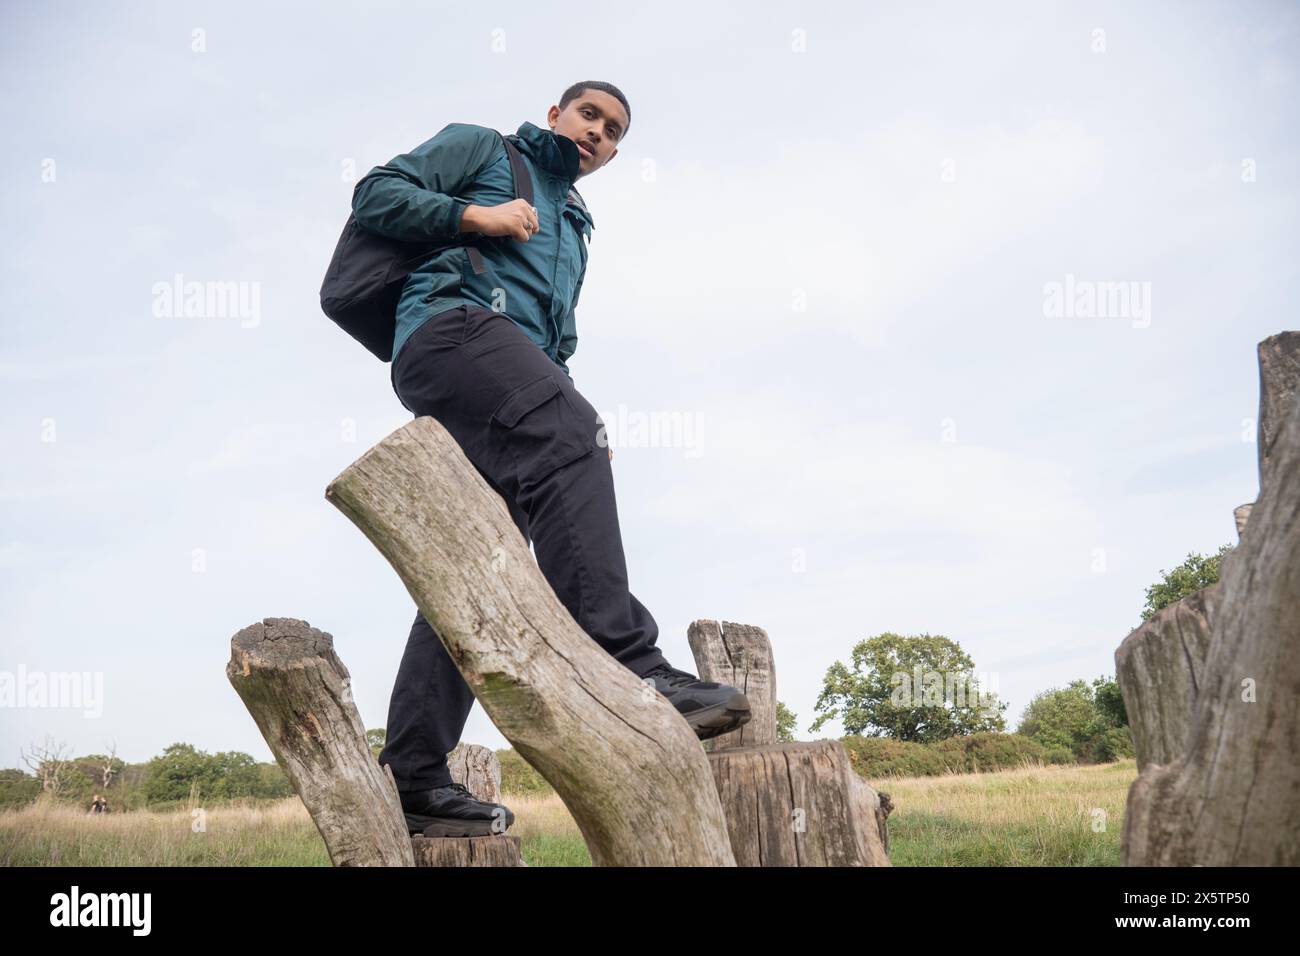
[351,121,594,374]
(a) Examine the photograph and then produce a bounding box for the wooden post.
[1232,331,1300,539]
[445,742,505,803]
[325,415,736,867]
[1114,584,1220,772]
[688,618,892,866]
[226,617,414,867]
[229,625,523,866]
[1116,332,1300,774]
[411,833,526,866]
[688,619,777,750]
[706,741,892,866]
[1121,333,1300,864]
[1255,331,1300,493]
[409,744,526,866]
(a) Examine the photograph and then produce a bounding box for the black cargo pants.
[378,303,669,790]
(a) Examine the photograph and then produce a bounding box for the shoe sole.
[684,693,753,741]
[405,811,514,838]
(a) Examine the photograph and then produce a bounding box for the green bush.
[929,731,1051,772]
[1017,677,1132,764]
[497,748,553,796]
[0,769,42,809]
[1141,545,1233,621]
[840,736,948,778]
[1082,725,1134,763]
[839,732,1050,778]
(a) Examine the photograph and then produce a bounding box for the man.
[353,82,752,837]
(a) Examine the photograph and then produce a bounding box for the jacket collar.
[512,121,581,185]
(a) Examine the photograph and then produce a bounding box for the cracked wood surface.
[1121,334,1300,865]
[325,415,735,866]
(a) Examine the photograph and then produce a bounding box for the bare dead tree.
[19,736,74,795]
[96,740,120,790]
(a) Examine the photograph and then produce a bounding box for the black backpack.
[320,131,534,361]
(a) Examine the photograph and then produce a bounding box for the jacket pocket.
[490,374,594,488]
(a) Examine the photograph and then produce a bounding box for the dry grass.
[878,757,1137,865]
[0,792,329,866]
[0,759,1136,866]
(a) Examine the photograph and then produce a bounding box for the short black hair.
[559,81,631,140]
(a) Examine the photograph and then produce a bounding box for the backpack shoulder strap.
[566,185,589,216]
[461,132,534,277]
[500,133,534,205]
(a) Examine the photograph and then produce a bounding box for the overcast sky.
[3,0,1297,773]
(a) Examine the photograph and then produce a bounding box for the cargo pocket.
[490,374,595,489]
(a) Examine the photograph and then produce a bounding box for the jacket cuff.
[449,196,471,235]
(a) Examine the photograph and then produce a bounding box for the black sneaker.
[640,661,753,741]
[399,781,516,838]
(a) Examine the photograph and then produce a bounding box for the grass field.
[0,759,1137,867]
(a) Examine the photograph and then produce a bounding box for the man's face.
[548,91,626,179]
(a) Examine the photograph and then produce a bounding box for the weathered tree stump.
[1229,332,1299,541]
[1117,331,1300,776]
[226,617,413,867]
[1114,584,1220,772]
[1233,503,1252,537]
[688,618,892,865]
[228,620,521,866]
[408,743,524,867]
[325,415,736,866]
[1255,331,1300,491]
[688,619,777,750]
[411,834,526,866]
[446,742,504,803]
[1121,333,1300,865]
[706,741,892,866]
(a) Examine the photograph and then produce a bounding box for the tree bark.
[706,740,892,866]
[325,415,736,866]
[1122,367,1300,864]
[411,835,526,866]
[1114,584,1220,772]
[1234,503,1252,538]
[688,619,777,750]
[446,743,504,804]
[226,617,413,867]
[1256,331,1300,492]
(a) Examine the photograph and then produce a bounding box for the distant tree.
[97,744,121,789]
[809,633,1007,742]
[255,761,293,799]
[1092,675,1128,727]
[144,744,286,804]
[366,728,386,760]
[19,736,76,795]
[208,751,260,799]
[0,768,42,809]
[775,701,797,742]
[1141,544,1233,621]
[144,743,216,803]
[64,745,128,803]
[1016,677,1133,763]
